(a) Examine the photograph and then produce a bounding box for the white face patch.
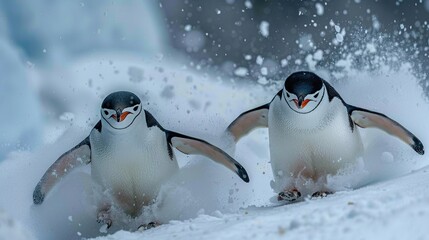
[101,103,142,130]
[283,85,325,114]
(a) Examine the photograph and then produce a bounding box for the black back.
[101,91,141,111]
[284,71,324,97]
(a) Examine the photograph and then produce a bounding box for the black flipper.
[323,80,344,102]
[33,136,92,204]
[144,110,163,129]
[347,105,424,155]
[323,80,356,131]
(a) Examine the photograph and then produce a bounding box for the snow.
[313,50,323,61]
[305,50,324,70]
[257,77,269,85]
[256,55,264,65]
[372,15,381,30]
[366,43,377,53]
[334,25,346,44]
[184,25,192,32]
[305,54,317,71]
[0,211,35,240]
[336,33,344,43]
[335,25,341,33]
[234,67,249,77]
[91,167,429,240]
[259,21,270,38]
[183,30,206,52]
[298,34,314,50]
[315,3,324,16]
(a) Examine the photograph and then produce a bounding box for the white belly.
[90,125,178,216]
[268,97,363,191]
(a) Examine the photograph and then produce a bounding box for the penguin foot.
[138,222,161,231]
[277,189,301,202]
[97,211,112,229]
[311,191,333,199]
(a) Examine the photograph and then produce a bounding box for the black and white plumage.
[227,71,424,201]
[33,91,249,227]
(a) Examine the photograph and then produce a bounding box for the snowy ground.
[92,166,429,240]
[0,52,428,240]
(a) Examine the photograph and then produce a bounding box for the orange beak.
[292,99,311,109]
[111,111,131,122]
[301,99,311,108]
[119,111,131,122]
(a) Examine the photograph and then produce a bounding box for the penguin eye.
[133,106,139,111]
[314,93,319,98]
[104,110,109,115]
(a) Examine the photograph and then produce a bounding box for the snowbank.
[0,0,167,62]
[0,39,42,159]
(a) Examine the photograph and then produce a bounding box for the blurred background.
[1,0,429,158]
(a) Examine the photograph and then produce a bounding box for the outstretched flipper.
[348,105,424,155]
[227,104,269,142]
[167,131,250,183]
[33,137,92,204]
[144,110,249,182]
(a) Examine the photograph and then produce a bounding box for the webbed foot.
[278,189,301,202]
[311,191,333,199]
[97,210,112,229]
[138,221,161,231]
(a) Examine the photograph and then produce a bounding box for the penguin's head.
[282,71,325,114]
[101,91,142,129]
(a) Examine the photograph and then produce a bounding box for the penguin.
[227,71,424,202]
[33,91,249,228]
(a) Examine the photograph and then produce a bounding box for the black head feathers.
[285,71,324,97]
[101,91,141,111]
